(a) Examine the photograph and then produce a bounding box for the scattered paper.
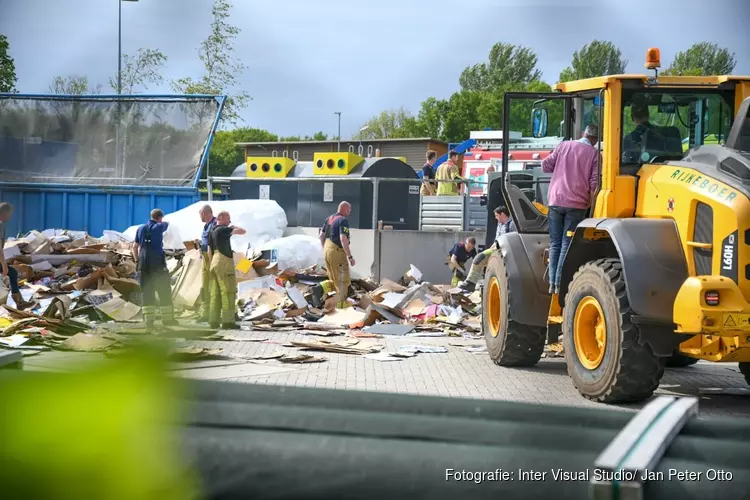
[364,352,403,362]
[0,334,30,348]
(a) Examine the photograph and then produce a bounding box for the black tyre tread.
[665,352,700,367]
[739,363,750,386]
[566,258,664,403]
[483,253,546,367]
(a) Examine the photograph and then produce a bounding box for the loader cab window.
[620,91,733,169]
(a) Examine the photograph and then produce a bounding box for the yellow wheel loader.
[482,47,750,403]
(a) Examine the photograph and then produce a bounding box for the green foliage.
[207,127,278,178]
[558,40,627,82]
[49,75,102,94]
[662,42,737,76]
[110,48,167,94]
[0,34,16,92]
[459,43,542,91]
[172,0,250,127]
[354,107,421,139]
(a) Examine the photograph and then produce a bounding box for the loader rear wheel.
[665,351,699,367]
[482,252,545,366]
[563,258,664,403]
[739,363,750,385]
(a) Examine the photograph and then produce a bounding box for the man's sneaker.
[459,281,476,293]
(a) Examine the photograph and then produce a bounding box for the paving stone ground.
[21,327,750,418]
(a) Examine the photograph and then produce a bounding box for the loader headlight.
[705,290,720,306]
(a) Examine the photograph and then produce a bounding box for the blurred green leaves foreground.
[0,354,199,500]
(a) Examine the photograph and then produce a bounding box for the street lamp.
[117,0,138,181]
[160,135,171,179]
[358,125,369,155]
[104,139,115,171]
[118,0,139,95]
[334,111,342,152]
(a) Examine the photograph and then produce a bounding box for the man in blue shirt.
[447,237,477,286]
[195,204,217,323]
[132,208,176,329]
[319,201,355,308]
[420,150,437,195]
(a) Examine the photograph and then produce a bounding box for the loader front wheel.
[563,258,664,403]
[482,252,545,366]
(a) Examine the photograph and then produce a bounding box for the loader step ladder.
[590,395,699,500]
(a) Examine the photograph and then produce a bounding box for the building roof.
[236,137,448,147]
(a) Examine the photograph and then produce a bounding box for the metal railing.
[206,175,488,232]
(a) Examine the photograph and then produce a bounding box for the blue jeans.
[548,206,587,288]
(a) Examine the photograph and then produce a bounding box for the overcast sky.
[1,0,749,138]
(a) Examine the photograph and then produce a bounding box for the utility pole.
[334,111,342,152]
[117,0,139,180]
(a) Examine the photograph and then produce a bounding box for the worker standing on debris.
[319,201,355,308]
[0,203,34,310]
[459,206,516,292]
[542,124,599,295]
[196,205,217,323]
[133,209,177,329]
[436,151,464,195]
[208,211,246,329]
[447,236,477,287]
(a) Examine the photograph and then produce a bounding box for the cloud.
[1,0,748,137]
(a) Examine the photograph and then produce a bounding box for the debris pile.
[0,224,562,363]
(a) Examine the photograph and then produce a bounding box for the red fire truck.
[461,130,562,197]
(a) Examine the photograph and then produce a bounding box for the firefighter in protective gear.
[319,201,355,309]
[208,211,246,329]
[447,237,477,287]
[459,206,516,292]
[132,209,177,329]
[195,204,217,323]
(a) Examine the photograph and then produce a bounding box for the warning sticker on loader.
[722,313,750,328]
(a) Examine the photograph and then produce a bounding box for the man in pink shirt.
[541,124,599,294]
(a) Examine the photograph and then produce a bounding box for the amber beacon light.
[645,47,661,69]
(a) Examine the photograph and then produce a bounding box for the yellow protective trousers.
[209,253,237,325]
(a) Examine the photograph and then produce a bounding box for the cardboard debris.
[290,338,383,355]
[58,332,121,352]
[278,354,325,364]
[3,228,492,363]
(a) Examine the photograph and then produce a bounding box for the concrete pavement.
[18,327,750,418]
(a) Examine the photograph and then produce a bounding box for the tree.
[49,75,102,94]
[415,97,449,139]
[0,34,16,92]
[459,43,542,92]
[208,127,278,177]
[308,131,328,141]
[109,48,167,94]
[172,0,250,126]
[663,42,737,76]
[355,107,420,139]
[558,40,627,82]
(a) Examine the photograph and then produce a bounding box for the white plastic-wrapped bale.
[123,200,288,253]
[260,235,324,272]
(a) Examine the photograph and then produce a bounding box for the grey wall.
[376,230,487,284]
[280,226,486,285]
